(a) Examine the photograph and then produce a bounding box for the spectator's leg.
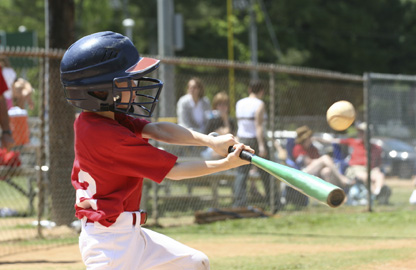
[350,166,385,195]
[370,167,385,195]
[233,164,250,207]
[259,167,280,209]
[320,166,347,190]
[318,155,352,187]
[302,157,327,176]
[319,166,332,182]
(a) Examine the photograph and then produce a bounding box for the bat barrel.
[228,148,346,208]
[250,155,346,208]
[327,188,346,208]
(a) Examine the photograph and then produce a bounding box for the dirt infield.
[0,236,415,270]
[0,245,83,270]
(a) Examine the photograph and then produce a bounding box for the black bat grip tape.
[228,146,253,162]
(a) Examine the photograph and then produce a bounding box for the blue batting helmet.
[60,31,163,117]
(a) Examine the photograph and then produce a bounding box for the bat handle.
[208,132,254,162]
[228,146,254,162]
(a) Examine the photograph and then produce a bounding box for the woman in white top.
[236,91,267,158]
[234,81,280,212]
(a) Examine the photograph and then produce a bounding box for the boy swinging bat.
[60,31,253,270]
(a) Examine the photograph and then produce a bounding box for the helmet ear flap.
[88,91,108,101]
[86,90,113,111]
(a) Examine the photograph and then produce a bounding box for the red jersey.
[293,144,320,160]
[72,112,178,227]
[339,138,382,168]
[0,67,8,95]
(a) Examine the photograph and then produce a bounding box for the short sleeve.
[0,68,8,95]
[113,137,178,183]
[292,144,304,159]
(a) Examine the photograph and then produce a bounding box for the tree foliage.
[1,0,416,75]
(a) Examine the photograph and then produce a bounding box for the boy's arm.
[166,143,250,180]
[142,121,252,157]
[312,137,341,144]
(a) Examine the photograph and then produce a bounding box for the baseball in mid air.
[326,100,356,131]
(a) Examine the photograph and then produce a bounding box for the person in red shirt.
[0,67,14,149]
[337,122,386,197]
[292,125,352,189]
[61,31,253,270]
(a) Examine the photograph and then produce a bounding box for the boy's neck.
[84,110,115,120]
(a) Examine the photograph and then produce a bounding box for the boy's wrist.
[206,133,217,148]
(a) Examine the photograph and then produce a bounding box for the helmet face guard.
[113,76,163,117]
[60,31,163,118]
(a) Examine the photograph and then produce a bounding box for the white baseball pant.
[79,211,210,269]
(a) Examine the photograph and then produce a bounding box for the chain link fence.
[0,48,414,256]
[364,73,416,210]
[147,58,365,225]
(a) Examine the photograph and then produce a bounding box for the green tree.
[2,0,416,75]
[260,0,411,74]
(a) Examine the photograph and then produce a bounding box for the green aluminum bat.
[230,147,346,208]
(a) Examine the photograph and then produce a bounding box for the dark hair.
[249,81,265,94]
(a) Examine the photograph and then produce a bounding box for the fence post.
[363,72,373,212]
[268,70,278,212]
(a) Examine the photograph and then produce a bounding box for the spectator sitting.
[330,122,391,204]
[201,92,236,159]
[292,125,353,190]
[204,91,236,136]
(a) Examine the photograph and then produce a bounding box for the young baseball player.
[60,31,253,270]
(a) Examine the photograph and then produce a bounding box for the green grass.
[151,208,416,270]
[1,178,415,269]
[0,177,36,214]
[155,208,416,238]
[0,204,415,269]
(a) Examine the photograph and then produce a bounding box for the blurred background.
[1,0,416,257]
